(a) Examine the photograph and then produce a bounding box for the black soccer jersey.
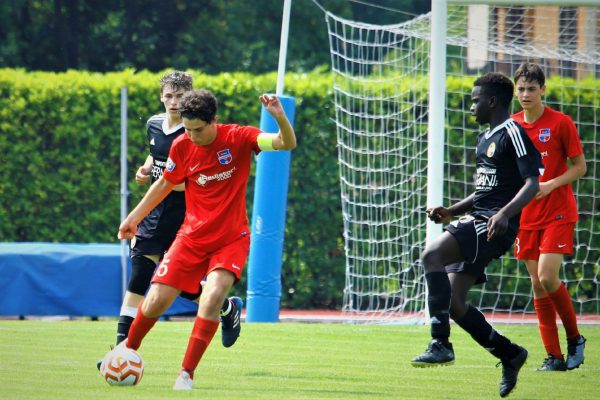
[146,114,186,183]
[472,118,542,229]
[133,114,187,254]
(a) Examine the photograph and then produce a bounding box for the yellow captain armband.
[257,133,276,151]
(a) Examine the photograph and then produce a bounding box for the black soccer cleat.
[566,335,586,370]
[498,345,528,398]
[220,296,243,348]
[536,354,567,371]
[411,338,455,367]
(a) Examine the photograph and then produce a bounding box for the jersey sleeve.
[560,115,584,159]
[145,119,152,152]
[162,139,186,185]
[508,124,543,180]
[238,125,262,154]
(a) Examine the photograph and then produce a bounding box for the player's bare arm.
[135,155,153,185]
[259,94,296,151]
[427,195,474,224]
[428,193,475,224]
[118,177,175,240]
[446,193,475,218]
[487,176,539,241]
[535,154,586,200]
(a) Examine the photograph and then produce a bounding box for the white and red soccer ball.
[100,345,144,386]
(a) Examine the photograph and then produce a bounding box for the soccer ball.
[100,345,144,386]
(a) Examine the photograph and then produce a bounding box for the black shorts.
[444,214,516,284]
[131,190,185,257]
[445,261,488,284]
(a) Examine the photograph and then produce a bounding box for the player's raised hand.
[260,94,284,118]
[426,207,452,224]
[135,166,151,185]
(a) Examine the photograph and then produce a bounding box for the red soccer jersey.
[512,106,583,229]
[162,123,262,250]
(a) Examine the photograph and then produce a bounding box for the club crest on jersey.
[166,157,176,172]
[217,149,232,165]
[486,142,496,157]
[538,128,551,142]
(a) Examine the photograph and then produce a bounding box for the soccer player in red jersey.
[108,72,242,354]
[512,63,587,371]
[115,89,296,390]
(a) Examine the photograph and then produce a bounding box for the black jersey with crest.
[472,118,542,230]
[147,113,186,183]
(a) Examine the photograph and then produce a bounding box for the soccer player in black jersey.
[411,72,542,398]
[110,71,242,351]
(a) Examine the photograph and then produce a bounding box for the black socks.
[116,315,134,344]
[425,272,451,341]
[455,305,518,360]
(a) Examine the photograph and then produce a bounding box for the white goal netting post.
[327,1,600,323]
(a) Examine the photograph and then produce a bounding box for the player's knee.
[529,277,545,295]
[127,255,157,295]
[421,248,444,273]
[528,273,541,285]
[538,274,560,293]
[142,286,176,317]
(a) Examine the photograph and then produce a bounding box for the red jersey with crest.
[162,124,262,250]
[512,106,583,229]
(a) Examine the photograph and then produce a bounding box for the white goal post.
[429,0,600,243]
[327,1,600,323]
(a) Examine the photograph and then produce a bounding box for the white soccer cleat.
[115,340,128,349]
[173,370,193,390]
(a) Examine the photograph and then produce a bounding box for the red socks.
[123,307,220,381]
[125,306,158,350]
[549,283,581,341]
[534,296,561,358]
[181,317,219,379]
[534,283,581,359]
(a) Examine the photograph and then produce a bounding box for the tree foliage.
[0,0,430,73]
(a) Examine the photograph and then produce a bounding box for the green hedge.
[0,68,344,309]
[1,69,597,311]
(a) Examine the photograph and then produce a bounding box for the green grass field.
[0,320,598,399]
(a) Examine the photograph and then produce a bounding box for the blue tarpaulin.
[0,242,198,316]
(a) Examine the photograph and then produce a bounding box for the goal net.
[326,3,600,323]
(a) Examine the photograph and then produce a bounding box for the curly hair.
[159,71,193,93]
[514,63,545,87]
[179,89,218,123]
[473,72,514,108]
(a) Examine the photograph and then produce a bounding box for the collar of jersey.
[484,117,514,140]
[162,118,184,135]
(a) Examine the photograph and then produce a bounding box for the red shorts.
[151,234,250,293]
[514,223,575,260]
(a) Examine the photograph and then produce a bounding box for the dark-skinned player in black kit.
[411,72,542,398]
